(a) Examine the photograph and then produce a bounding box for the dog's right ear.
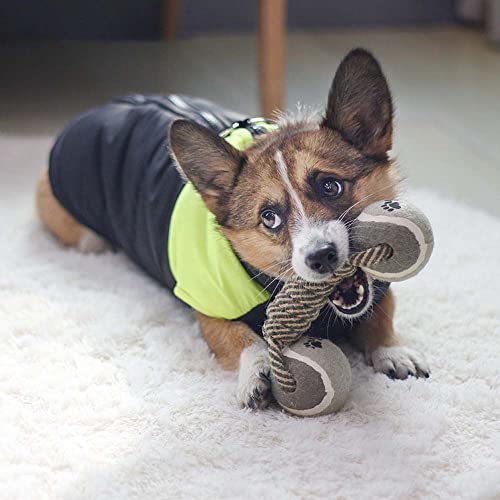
[170,120,244,222]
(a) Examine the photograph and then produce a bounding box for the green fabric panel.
[224,128,254,150]
[168,182,270,319]
[223,121,278,150]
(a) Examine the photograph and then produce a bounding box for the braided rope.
[263,243,393,392]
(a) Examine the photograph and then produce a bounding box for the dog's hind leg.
[196,312,272,409]
[36,169,108,253]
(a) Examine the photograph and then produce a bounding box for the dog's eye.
[320,178,343,198]
[261,209,282,230]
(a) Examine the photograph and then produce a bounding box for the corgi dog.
[37,48,429,410]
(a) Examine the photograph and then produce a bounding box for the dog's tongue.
[338,276,355,291]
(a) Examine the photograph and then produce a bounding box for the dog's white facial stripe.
[274,150,308,228]
[274,150,349,282]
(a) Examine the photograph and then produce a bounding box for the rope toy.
[262,199,434,416]
[263,244,392,392]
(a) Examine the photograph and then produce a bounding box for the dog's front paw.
[237,343,273,410]
[369,346,430,380]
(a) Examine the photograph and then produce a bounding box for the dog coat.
[49,94,388,337]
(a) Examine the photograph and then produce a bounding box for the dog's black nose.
[305,244,338,274]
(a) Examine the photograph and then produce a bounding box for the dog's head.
[171,48,398,319]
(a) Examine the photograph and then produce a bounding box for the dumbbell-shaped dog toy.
[263,199,434,417]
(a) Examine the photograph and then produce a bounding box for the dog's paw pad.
[370,346,430,380]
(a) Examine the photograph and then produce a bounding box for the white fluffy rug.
[1,188,499,500]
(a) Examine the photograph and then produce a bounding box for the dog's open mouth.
[328,268,370,317]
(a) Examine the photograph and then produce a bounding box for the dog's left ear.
[170,120,243,222]
[323,48,393,160]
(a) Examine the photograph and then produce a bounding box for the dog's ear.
[170,120,243,222]
[322,48,393,160]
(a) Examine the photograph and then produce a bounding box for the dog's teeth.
[332,282,366,311]
[332,297,344,307]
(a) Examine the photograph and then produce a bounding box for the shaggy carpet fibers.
[1,187,499,500]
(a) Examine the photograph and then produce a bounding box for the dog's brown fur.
[37,49,428,408]
[196,312,258,370]
[37,170,85,246]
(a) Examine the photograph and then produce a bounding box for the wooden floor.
[1,26,499,216]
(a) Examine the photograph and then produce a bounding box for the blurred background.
[1,0,499,215]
